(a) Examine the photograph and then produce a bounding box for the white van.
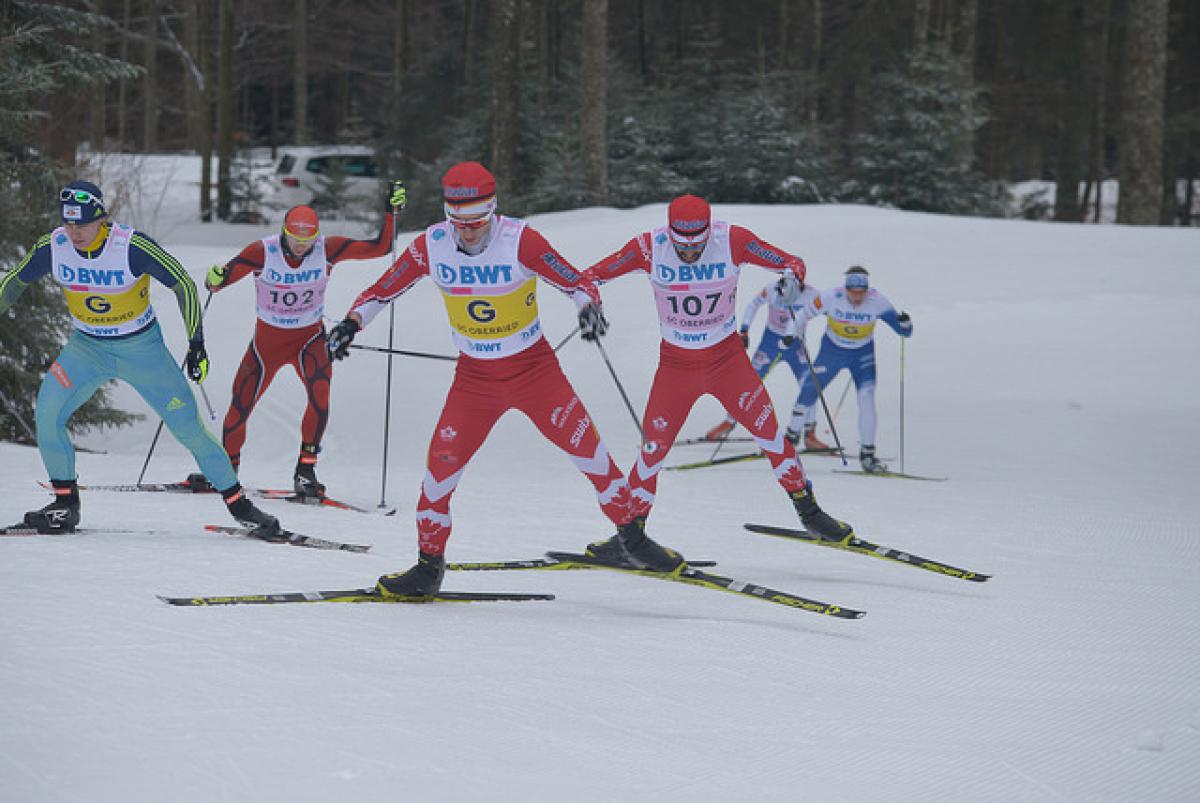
[268,145,382,215]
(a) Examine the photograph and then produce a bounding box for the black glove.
[185,339,209,383]
[327,318,361,361]
[739,330,750,348]
[578,303,609,342]
[782,335,796,348]
[897,311,911,325]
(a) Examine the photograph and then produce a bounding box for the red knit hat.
[283,205,320,241]
[667,194,711,247]
[442,162,497,206]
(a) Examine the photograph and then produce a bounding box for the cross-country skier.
[581,194,853,548]
[204,182,406,497]
[0,181,280,536]
[702,274,831,449]
[789,266,913,473]
[326,162,685,597]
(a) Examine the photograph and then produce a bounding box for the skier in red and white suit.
[582,195,852,543]
[206,186,404,496]
[326,162,685,598]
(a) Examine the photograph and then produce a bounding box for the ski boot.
[784,428,801,446]
[790,481,853,543]
[705,419,735,441]
[377,551,446,598]
[859,446,886,473]
[803,424,832,451]
[24,479,81,533]
[586,517,686,573]
[293,444,326,498]
[222,485,284,541]
[184,473,215,492]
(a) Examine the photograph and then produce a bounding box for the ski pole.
[137,291,214,485]
[554,326,580,352]
[349,343,457,362]
[0,386,37,443]
[900,338,906,476]
[593,338,643,439]
[378,203,403,509]
[831,377,851,424]
[788,306,848,466]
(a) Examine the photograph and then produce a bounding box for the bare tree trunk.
[956,0,978,81]
[1054,2,1085,222]
[913,0,931,54]
[777,0,790,70]
[90,0,109,150]
[142,0,158,151]
[808,0,822,124]
[181,0,203,152]
[197,0,212,221]
[294,0,308,144]
[489,0,520,187]
[217,0,233,220]
[117,0,131,148]
[1084,0,1111,222]
[1116,0,1168,225]
[580,0,608,206]
[462,0,476,88]
[636,0,649,79]
[392,0,408,112]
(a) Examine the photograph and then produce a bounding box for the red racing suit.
[211,214,394,467]
[584,220,810,519]
[348,215,633,555]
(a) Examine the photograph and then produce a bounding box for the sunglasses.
[60,188,103,206]
[448,211,494,230]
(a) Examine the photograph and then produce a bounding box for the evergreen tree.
[843,47,1002,216]
[0,2,142,445]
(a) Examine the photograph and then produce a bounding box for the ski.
[542,551,864,619]
[203,524,371,553]
[46,480,213,494]
[253,489,397,516]
[743,523,989,582]
[1,524,141,537]
[673,436,756,446]
[158,589,555,606]
[833,469,947,482]
[667,447,845,472]
[447,556,718,571]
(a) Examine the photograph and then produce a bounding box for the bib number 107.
[667,292,721,316]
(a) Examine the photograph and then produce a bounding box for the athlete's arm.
[517,226,600,307]
[879,303,913,337]
[0,235,52,316]
[324,208,397,266]
[583,234,653,286]
[728,225,806,281]
[347,233,431,328]
[129,231,203,341]
[740,288,769,331]
[208,240,266,290]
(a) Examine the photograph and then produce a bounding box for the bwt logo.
[656,262,727,283]
[438,263,514,285]
[269,268,322,285]
[59,266,126,286]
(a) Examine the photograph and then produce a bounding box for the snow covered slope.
[2,159,1198,801]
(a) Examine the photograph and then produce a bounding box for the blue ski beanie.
[60,180,107,224]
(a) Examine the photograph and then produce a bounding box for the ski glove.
[327,318,361,360]
[739,329,750,348]
[896,310,913,336]
[206,264,228,289]
[388,180,407,209]
[186,339,209,383]
[578,303,608,342]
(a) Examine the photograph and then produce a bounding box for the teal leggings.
[36,322,237,490]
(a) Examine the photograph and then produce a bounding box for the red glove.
[786,257,807,285]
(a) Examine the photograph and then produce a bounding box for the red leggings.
[630,335,807,518]
[222,322,331,465]
[415,337,632,556]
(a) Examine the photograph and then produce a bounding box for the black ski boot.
[377,551,446,598]
[24,479,81,533]
[293,444,325,498]
[184,473,215,492]
[859,446,886,473]
[222,485,284,541]
[790,482,853,543]
[586,517,686,573]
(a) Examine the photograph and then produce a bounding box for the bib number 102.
[667,292,721,316]
[268,288,315,307]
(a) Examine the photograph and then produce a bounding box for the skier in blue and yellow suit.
[0,180,280,536]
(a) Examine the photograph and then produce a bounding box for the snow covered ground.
[2,155,1199,801]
